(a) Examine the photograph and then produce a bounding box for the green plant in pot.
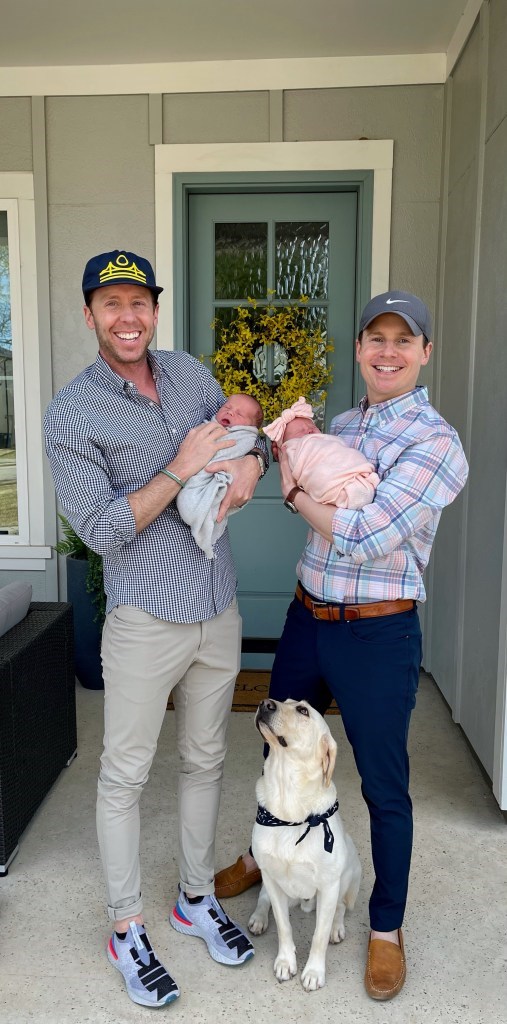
[55,514,106,689]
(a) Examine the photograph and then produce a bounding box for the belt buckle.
[311,600,328,620]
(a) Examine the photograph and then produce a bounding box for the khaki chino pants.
[98,600,241,922]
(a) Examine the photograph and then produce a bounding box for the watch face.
[284,498,298,513]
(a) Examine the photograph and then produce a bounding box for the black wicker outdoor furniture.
[0,602,77,875]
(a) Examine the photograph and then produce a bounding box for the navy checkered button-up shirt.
[44,350,266,624]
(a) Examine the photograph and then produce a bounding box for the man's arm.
[44,405,234,554]
[278,432,468,558]
[128,420,234,532]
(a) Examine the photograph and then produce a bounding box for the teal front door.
[188,191,358,667]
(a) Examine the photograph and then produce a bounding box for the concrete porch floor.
[1,672,506,1024]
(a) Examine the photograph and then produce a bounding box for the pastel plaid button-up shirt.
[298,387,468,604]
[44,349,267,624]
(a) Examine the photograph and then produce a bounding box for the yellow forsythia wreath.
[210,296,333,424]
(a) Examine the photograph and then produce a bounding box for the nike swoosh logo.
[385,298,410,304]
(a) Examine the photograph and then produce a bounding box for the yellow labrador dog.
[249,698,361,992]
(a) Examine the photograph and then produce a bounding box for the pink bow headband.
[263,396,314,444]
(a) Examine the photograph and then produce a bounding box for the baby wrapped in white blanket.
[263,396,379,509]
[176,393,263,558]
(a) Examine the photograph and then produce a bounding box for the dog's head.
[255,698,337,786]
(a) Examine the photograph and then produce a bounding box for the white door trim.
[154,140,393,350]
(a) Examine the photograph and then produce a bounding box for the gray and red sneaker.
[170,890,254,966]
[107,921,180,1007]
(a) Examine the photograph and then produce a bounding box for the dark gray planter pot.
[66,556,104,690]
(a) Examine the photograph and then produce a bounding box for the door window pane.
[215,222,267,300]
[0,212,17,535]
[213,303,266,333]
[275,222,329,300]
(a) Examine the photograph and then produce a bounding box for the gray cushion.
[0,582,32,638]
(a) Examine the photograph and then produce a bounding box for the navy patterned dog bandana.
[255,800,339,853]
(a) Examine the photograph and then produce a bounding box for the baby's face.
[283,417,321,441]
[216,394,260,428]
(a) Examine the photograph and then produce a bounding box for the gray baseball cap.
[358,290,432,340]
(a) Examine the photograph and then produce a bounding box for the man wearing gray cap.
[44,250,266,1008]
[215,290,468,1001]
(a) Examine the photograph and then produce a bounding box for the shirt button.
[172,429,177,435]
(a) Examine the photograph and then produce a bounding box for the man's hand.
[211,455,261,522]
[171,421,235,481]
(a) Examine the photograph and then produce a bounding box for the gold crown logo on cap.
[99,253,147,286]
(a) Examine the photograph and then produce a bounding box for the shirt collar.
[93,350,163,394]
[359,385,428,424]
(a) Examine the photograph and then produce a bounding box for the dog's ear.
[321,732,337,786]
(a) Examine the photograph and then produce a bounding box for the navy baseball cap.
[82,250,163,301]
[359,290,432,340]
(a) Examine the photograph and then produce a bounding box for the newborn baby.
[264,396,379,509]
[176,393,263,558]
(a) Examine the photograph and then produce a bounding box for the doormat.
[167,670,340,714]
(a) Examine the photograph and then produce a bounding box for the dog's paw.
[248,884,270,934]
[248,908,269,935]
[329,922,345,943]
[300,897,316,913]
[301,964,326,991]
[274,955,297,982]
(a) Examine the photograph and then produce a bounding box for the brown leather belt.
[295,582,414,622]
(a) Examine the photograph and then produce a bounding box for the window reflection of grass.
[214,223,268,301]
[0,481,18,531]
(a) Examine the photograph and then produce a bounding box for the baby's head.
[216,393,263,429]
[283,417,321,442]
[263,396,317,447]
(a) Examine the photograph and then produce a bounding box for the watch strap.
[284,486,303,512]
[248,451,266,477]
[285,486,302,506]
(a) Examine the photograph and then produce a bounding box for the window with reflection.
[215,222,267,300]
[275,222,329,301]
[0,212,17,535]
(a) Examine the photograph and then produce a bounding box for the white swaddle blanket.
[284,433,379,509]
[176,421,259,558]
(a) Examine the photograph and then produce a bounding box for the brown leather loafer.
[214,855,262,899]
[364,929,406,1000]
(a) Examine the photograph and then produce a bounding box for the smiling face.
[216,394,262,428]
[83,284,158,376]
[356,312,432,406]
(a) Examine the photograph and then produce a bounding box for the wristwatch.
[284,486,303,513]
[249,452,266,478]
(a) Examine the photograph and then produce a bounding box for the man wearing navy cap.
[215,290,468,1001]
[45,250,266,1007]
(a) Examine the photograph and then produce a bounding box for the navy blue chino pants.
[269,592,422,932]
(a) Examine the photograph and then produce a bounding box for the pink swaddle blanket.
[284,433,379,509]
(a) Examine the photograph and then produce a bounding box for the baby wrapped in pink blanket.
[264,396,379,509]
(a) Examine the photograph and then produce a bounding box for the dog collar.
[255,800,339,853]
